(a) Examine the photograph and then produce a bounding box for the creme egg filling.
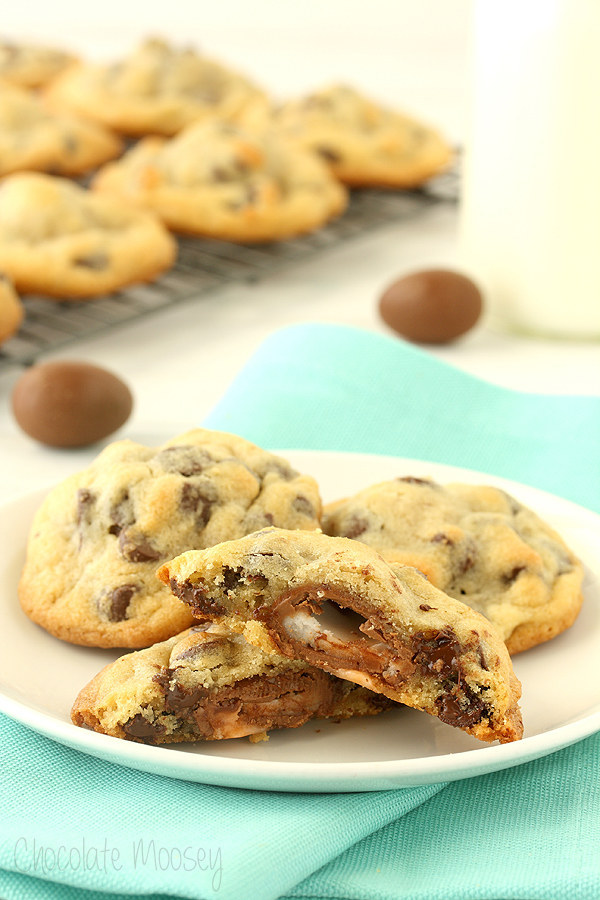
[278,594,412,691]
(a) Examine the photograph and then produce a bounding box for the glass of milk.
[459,0,600,339]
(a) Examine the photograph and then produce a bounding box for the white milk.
[459,1,600,339]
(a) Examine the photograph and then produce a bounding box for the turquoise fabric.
[2,322,599,900]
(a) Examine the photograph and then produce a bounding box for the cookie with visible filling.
[322,477,584,654]
[0,172,175,298]
[0,39,76,89]
[72,621,391,743]
[271,84,452,188]
[0,81,122,177]
[93,119,348,242]
[19,429,322,648]
[0,273,23,343]
[46,37,266,137]
[158,528,523,744]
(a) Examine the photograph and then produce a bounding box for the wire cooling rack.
[0,166,459,370]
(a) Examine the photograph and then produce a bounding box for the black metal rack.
[0,167,458,370]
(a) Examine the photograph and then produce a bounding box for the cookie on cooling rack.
[46,37,267,137]
[0,172,176,299]
[159,527,523,744]
[19,429,322,648]
[0,82,123,177]
[322,477,584,654]
[92,118,348,242]
[269,83,452,189]
[0,273,23,343]
[72,621,390,743]
[0,38,76,89]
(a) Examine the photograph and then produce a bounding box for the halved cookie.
[272,84,452,188]
[159,528,523,744]
[0,172,175,298]
[72,622,390,743]
[46,37,266,137]
[322,478,584,654]
[93,119,348,242]
[0,81,123,177]
[19,429,322,648]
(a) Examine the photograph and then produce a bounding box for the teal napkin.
[2,322,599,900]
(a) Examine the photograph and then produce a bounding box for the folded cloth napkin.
[2,322,599,900]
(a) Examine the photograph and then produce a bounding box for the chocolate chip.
[108,491,133,536]
[262,460,296,482]
[106,584,137,622]
[170,577,226,618]
[316,146,342,163]
[122,713,165,742]
[63,134,79,154]
[459,546,476,574]
[118,529,160,563]
[431,532,453,546]
[221,566,244,592]
[180,482,218,528]
[172,641,222,662]
[419,604,434,611]
[154,446,214,476]
[398,476,436,487]
[76,488,96,526]
[211,166,231,182]
[435,688,488,729]
[412,627,461,680]
[502,565,526,585]
[73,252,110,271]
[292,495,315,518]
[341,515,369,539]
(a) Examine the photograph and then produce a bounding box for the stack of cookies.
[0,35,452,341]
[18,427,585,747]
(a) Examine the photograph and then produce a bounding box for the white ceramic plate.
[1,450,599,793]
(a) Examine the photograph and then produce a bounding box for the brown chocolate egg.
[378,269,483,344]
[12,360,133,448]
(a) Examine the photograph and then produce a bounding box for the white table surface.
[1,0,599,503]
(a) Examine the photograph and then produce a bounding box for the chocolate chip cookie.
[0,38,76,89]
[46,37,266,137]
[72,621,390,743]
[0,172,176,298]
[159,528,523,744]
[19,430,322,648]
[92,119,348,242]
[322,478,584,654]
[0,273,23,343]
[0,82,123,177]
[269,84,452,189]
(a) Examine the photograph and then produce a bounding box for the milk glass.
[459,0,600,339]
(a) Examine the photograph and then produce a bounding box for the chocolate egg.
[378,269,483,344]
[12,360,133,448]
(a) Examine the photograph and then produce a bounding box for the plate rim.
[1,449,599,792]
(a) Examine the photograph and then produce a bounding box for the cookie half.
[19,429,322,648]
[46,37,267,137]
[159,528,523,744]
[72,622,390,743]
[272,83,452,188]
[0,82,123,177]
[322,478,584,654]
[93,119,348,242]
[0,172,176,298]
